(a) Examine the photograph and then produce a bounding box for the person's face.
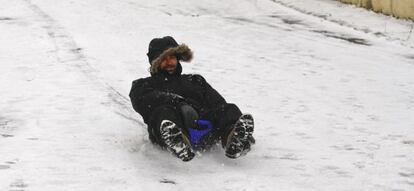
[160,55,178,74]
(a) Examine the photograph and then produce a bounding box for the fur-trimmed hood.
[150,44,193,75]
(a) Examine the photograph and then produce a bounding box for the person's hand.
[179,103,199,129]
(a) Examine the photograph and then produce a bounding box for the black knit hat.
[147,36,179,65]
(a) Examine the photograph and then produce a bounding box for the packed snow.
[1,0,414,190]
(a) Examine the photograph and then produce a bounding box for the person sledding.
[129,36,255,161]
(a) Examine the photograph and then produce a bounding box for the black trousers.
[147,103,242,148]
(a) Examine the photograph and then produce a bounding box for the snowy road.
[1,0,414,190]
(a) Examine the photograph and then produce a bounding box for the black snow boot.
[224,114,255,159]
[160,120,195,162]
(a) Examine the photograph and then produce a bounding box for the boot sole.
[160,120,195,161]
[225,114,254,159]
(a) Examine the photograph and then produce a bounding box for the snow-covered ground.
[269,0,414,48]
[1,0,413,190]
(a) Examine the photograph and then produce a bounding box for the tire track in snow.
[21,0,144,126]
[269,0,414,48]
[269,0,378,33]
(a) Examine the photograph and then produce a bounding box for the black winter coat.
[129,64,226,124]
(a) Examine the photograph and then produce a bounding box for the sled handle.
[187,120,213,146]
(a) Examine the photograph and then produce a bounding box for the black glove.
[179,103,199,129]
